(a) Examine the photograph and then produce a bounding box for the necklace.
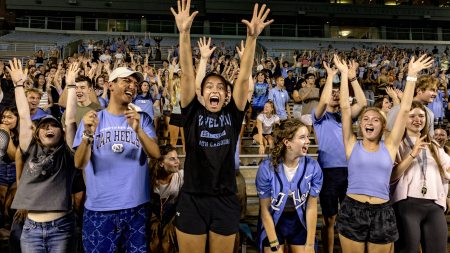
[405,135,427,196]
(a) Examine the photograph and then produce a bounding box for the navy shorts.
[262,211,307,246]
[336,197,398,244]
[175,192,240,236]
[0,163,16,186]
[319,167,348,217]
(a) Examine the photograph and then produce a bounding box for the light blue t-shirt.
[73,109,157,211]
[268,88,289,120]
[312,109,348,169]
[31,108,49,121]
[134,94,154,120]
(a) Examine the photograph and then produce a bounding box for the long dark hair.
[150,144,178,189]
[1,107,19,146]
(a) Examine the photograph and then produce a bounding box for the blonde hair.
[358,107,387,141]
[415,75,438,96]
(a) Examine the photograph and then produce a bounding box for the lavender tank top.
[347,141,393,200]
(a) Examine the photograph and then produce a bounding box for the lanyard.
[405,135,428,196]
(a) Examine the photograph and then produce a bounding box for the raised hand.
[236,40,245,59]
[241,3,274,38]
[407,54,433,77]
[171,0,199,33]
[5,58,28,86]
[125,106,141,132]
[66,62,80,85]
[385,86,397,99]
[82,110,99,135]
[348,59,359,79]
[332,54,348,74]
[410,135,430,158]
[323,61,338,77]
[198,37,216,60]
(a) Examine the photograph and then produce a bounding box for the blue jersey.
[31,108,49,121]
[73,109,157,211]
[268,88,289,120]
[256,157,322,250]
[252,82,269,110]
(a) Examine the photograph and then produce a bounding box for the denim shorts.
[0,163,16,186]
[336,197,398,244]
[21,211,77,253]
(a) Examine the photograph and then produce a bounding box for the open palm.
[6,58,28,86]
[171,0,198,33]
[242,4,274,38]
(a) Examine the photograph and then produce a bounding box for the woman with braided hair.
[256,119,323,253]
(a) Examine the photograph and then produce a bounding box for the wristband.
[82,130,94,144]
[409,153,416,159]
[14,85,24,89]
[406,76,417,82]
[269,239,279,246]
[349,77,357,82]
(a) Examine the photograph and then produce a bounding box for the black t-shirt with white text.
[182,98,248,195]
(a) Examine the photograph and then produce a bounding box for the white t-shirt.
[257,113,280,135]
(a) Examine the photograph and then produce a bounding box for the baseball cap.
[108,67,144,83]
[35,115,63,132]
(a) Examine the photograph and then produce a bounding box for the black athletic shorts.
[169,113,184,127]
[175,192,240,235]
[319,167,348,217]
[336,197,399,244]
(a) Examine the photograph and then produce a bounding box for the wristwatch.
[82,131,94,144]
[270,244,280,252]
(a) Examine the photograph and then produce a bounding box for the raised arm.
[348,60,367,118]
[234,4,273,111]
[171,0,198,108]
[385,55,433,160]
[65,62,80,149]
[195,37,216,105]
[335,55,356,159]
[314,61,337,119]
[6,59,32,152]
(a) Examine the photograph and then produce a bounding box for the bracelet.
[409,153,416,159]
[14,85,24,89]
[349,77,357,82]
[269,239,279,246]
[406,76,417,82]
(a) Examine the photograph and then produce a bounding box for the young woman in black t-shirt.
[171,0,273,252]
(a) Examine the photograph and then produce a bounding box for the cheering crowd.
[0,1,448,253]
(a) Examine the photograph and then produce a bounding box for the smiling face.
[360,109,385,141]
[434,128,448,147]
[141,82,150,93]
[159,150,180,174]
[75,81,92,105]
[257,72,265,83]
[26,91,41,112]
[263,101,274,115]
[416,87,437,104]
[38,121,62,148]
[109,76,138,106]
[406,107,426,135]
[202,75,226,112]
[284,126,310,157]
[1,110,17,130]
[381,97,392,113]
[329,88,340,107]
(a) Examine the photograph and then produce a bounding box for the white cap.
[108,67,144,83]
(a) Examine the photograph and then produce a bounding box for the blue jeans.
[82,203,149,253]
[21,212,77,253]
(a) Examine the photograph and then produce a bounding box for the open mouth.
[210,96,220,107]
[45,132,55,138]
[301,146,308,153]
[125,91,133,98]
[365,127,374,134]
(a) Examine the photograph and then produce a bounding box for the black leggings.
[394,197,447,253]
